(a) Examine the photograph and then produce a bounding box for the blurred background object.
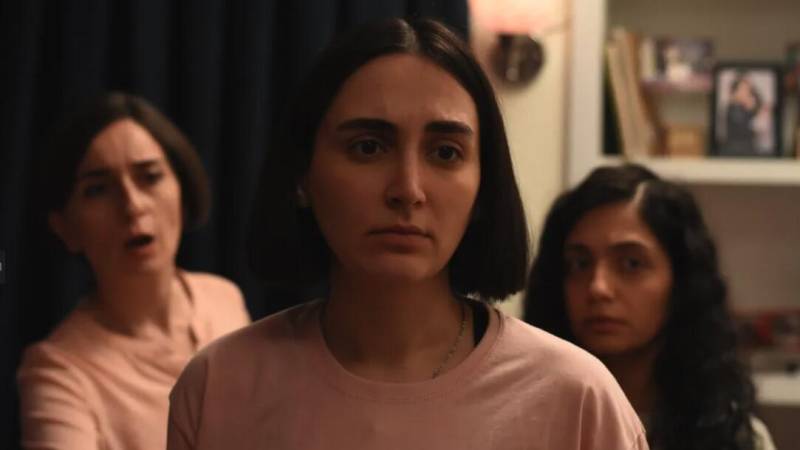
[469,0,567,85]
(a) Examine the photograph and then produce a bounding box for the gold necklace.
[319,300,468,379]
[431,300,467,379]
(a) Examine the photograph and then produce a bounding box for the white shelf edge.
[588,156,800,186]
[753,372,800,406]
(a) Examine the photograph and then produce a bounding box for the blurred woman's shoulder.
[180,270,251,340]
[181,270,244,305]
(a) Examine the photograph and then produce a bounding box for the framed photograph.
[655,37,714,82]
[710,64,783,157]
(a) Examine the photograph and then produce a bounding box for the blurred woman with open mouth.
[18,92,250,450]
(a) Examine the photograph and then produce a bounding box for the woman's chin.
[356,258,444,284]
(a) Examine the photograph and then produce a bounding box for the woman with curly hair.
[524,164,775,450]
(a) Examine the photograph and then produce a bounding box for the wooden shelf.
[642,76,712,95]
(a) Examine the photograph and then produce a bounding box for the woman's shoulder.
[181,270,251,336]
[181,270,243,303]
[22,305,105,361]
[186,301,316,368]
[498,313,615,381]
[17,334,94,396]
[488,312,647,448]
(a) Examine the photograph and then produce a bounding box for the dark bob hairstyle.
[248,18,529,301]
[42,92,210,229]
[524,163,757,450]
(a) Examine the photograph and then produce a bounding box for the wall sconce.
[470,0,566,86]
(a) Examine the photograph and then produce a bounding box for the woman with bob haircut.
[167,18,647,450]
[525,163,775,450]
[18,92,250,450]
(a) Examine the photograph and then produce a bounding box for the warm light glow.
[469,0,557,34]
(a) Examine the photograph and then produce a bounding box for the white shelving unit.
[567,0,800,187]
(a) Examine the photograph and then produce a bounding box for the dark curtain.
[0,1,468,447]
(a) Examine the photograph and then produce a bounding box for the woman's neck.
[322,268,473,382]
[601,343,661,416]
[89,267,190,339]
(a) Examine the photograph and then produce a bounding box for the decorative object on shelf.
[605,27,661,157]
[710,63,783,157]
[664,124,704,157]
[735,309,800,354]
[640,36,714,91]
[469,0,567,86]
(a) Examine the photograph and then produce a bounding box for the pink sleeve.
[167,350,210,450]
[577,379,650,450]
[17,344,99,450]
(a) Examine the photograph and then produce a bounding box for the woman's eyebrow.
[132,159,162,170]
[77,168,111,180]
[425,120,474,136]
[336,118,396,133]
[563,243,590,254]
[335,118,474,136]
[76,159,162,180]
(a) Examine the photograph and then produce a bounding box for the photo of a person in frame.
[714,69,778,156]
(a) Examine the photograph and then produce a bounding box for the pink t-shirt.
[18,271,251,450]
[168,300,648,450]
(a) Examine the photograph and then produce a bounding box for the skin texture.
[306,53,480,286]
[563,200,673,360]
[306,53,481,381]
[49,119,183,280]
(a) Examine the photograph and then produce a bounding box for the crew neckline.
[299,299,504,403]
[71,269,201,350]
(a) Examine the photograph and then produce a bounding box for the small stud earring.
[296,187,309,208]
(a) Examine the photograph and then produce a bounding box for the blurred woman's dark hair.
[524,163,757,450]
[248,17,528,301]
[41,92,210,229]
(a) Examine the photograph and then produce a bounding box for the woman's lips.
[125,234,156,256]
[368,225,431,250]
[369,225,430,237]
[584,317,627,333]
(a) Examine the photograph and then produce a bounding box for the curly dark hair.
[524,163,757,450]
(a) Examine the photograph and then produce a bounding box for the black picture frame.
[709,63,783,157]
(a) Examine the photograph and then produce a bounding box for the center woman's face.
[50,119,183,278]
[563,201,673,359]
[306,54,480,283]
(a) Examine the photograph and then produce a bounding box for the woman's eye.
[349,139,384,157]
[620,257,645,272]
[564,257,591,275]
[436,145,459,161]
[83,184,107,198]
[431,145,462,163]
[143,171,164,185]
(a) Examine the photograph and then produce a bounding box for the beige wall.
[469,1,570,317]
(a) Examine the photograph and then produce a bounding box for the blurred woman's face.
[49,119,183,278]
[305,53,480,284]
[562,200,672,359]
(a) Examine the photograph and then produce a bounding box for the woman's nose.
[588,263,615,302]
[385,152,426,209]
[119,177,147,219]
